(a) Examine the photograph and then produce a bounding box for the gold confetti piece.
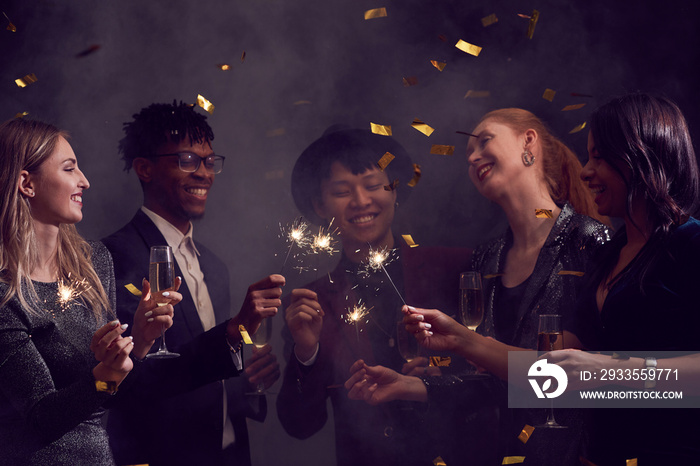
[542,88,556,102]
[535,208,553,218]
[430,145,454,155]
[241,51,246,62]
[384,178,399,191]
[526,10,540,39]
[626,460,638,466]
[484,273,504,279]
[569,122,587,134]
[196,94,215,114]
[481,13,498,27]
[401,234,419,248]
[377,152,395,171]
[217,63,231,71]
[364,7,387,20]
[429,356,451,367]
[579,457,599,466]
[517,424,535,444]
[15,73,38,88]
[430,60,447,71]
[3,11,15,32]
[502,457,525,465]
[456,131,478,138]
[464,90,490,99]
[558,270,584,277]
[402,76,418,87]
[411,118,434,137]
[75,44,101,58]
[562,103,586,111]
[264,169,284,180]
[14,112,28,119]
[293,100,311,105]
[433,457,447,466]
[571,92,593,97]
[370,122,392,136]
[455,39,482,57]
[517,13,531,19]
[266,127,286,137]
[125,283,142,297]
[407,163,421,187]
[239,325,253,344]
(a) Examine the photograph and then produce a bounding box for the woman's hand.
[403,305,469,354]
[344,360,428,405]
[90,320,134,387]
[546,349,615,391]
[131,277,180,359]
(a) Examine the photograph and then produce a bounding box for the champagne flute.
[146,245,180,359]
[459,272,484,331]
[537,314,566,428]
[396,321,419,363]
[247,317,272,395]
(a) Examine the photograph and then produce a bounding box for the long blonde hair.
[0,118,110,318]
[479,108,606,223]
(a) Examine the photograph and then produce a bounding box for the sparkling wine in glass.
[247,318,272,395]
[146,245,180,359]
[459,272,484,331]
[396,321,419,363]
[537,314,566,428]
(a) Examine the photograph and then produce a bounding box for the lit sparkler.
[279,217,310,273]
[310,218,339,256]
[361,245,406,306]
[56,274,91,311]
[345,301,372,341]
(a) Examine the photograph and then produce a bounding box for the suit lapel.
[132,210,206,337]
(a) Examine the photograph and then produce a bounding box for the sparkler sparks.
[310,220,339,256]
[279,218,310,273]
[56,274,91,310]
[360,245,406,306]
[345,301,372,341]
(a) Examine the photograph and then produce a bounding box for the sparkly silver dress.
[0,241,117,465]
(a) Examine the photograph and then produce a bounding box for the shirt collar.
[140,206,201,256]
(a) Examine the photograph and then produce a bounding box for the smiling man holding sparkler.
[102,101,284,466]
[276,126,477,466]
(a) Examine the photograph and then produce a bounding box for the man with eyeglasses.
[102,101,285,466]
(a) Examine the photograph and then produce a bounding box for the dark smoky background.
[2,0,698,464]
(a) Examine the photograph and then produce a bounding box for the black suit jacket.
[103,210,264,466]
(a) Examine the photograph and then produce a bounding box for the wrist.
[402,374,428,402]
[294,342,318,363]
[226,317,242,341]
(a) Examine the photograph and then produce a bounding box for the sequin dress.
[0,241,117,465]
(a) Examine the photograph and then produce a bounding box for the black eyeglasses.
[151,152,225,174]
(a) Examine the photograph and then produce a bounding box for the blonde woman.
[0,118,178,465]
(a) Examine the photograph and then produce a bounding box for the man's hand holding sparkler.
[227,274,286,341]
[131,277,181,360]
[285,288,324,362]
[244,344,281,391]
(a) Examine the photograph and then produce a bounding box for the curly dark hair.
[118,100,214,171]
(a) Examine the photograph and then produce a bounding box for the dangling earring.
[522,150,535,167]
[395,201,399,209]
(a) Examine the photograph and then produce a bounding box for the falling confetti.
[464,90,490,99]
[481,13,498,27]
[430,145,454,155]
[402,76,418,87]
[125,283,142,297]
[430,60,447,71]
[535,209,553,218]
[517,425,535,444]
[3,11,16,32]
[558,270,584,277]
[542,89,556,102]
[569,122,587,134]
[239,325,253,344]
[364,7,387,20]
[217,64,232,71]
[370,122,392,136]
[15,73,38,88]
[526,10,540,39]
[455,39,482,57]
[196,94,215,114]
[377,152,395,171]
[429,356,451,366]
[562,103,586,111]
[384,179,399,191]
[411,118,434,137]
[401,234,419,248]
[502,457,525,465]
[14,112,29,119]
[407,164,421,187]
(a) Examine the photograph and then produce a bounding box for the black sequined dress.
[0,241,117,465]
